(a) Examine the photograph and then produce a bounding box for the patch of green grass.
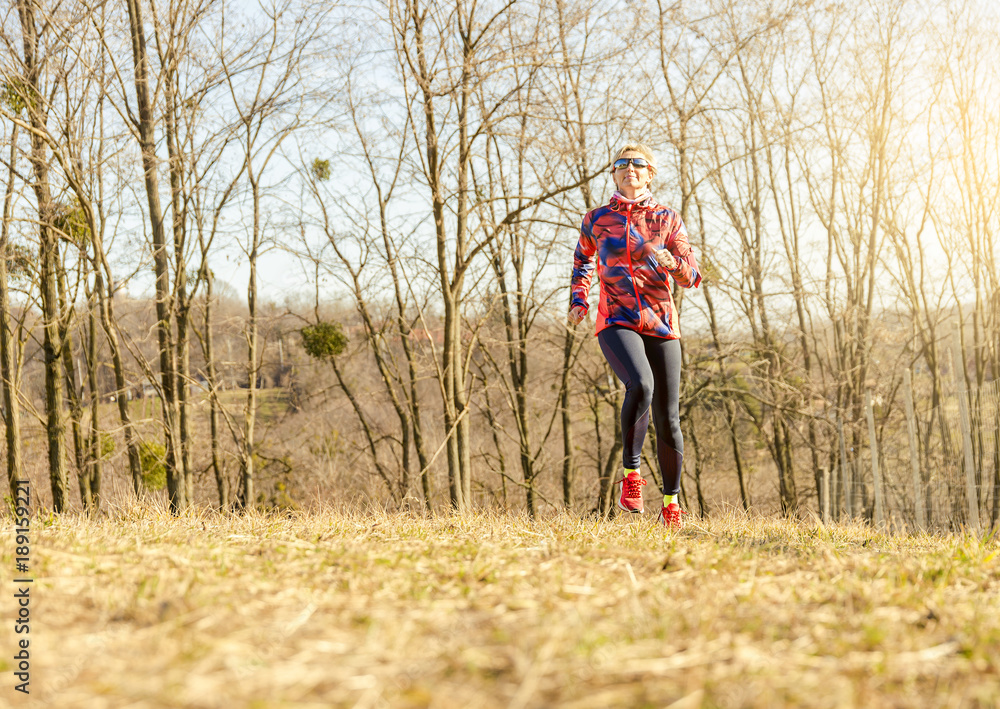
[216,388,290,423]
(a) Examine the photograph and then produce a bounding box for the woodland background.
[2,0,999,527]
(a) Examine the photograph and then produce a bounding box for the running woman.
[568,144,701,528]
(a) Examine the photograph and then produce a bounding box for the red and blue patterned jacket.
[570,193,701,339]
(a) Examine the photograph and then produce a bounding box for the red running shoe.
[657,502,687,530]
[616,471,647,514]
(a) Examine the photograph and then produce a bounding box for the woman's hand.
[568,305,586,326]
[654,248,677,271]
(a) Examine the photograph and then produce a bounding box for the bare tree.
[13,0,70,510]
[0,114,24,501]
[217,0,331,508]
[706,2,803,514]
[125,0,185,511]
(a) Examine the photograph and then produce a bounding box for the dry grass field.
[2,504,999,708]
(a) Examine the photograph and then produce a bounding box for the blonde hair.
[612,143,658,177]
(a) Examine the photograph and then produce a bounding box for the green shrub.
[138,440,167,491]
[301,321,348,360]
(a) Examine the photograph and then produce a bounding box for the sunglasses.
[613,157,650,171]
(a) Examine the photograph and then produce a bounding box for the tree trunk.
[597,385,623,517]
[703,271,750,511]
[19,0,69,511]
[203,270,227,509]
[560,328,577,509]
[0,123,24,501]
[686,420,707,516]
[91,251,143,494]
[239,175,261,509]
[85,289,102,511]
[57,265,91,509]
[164,60,194,505]
[125,0,184,512]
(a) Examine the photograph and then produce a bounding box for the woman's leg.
[644,336,683,496]
[597,326,654,470]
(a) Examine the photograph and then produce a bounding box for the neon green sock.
[663,494,678,507]
[624,468,639,477]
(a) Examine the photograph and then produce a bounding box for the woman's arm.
[658,216,701,288]
[570,215,598,312]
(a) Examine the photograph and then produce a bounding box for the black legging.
[598,325,683,496]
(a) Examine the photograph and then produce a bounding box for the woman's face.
[612,150,653,197]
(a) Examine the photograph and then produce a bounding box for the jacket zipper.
[624,204,644,329]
